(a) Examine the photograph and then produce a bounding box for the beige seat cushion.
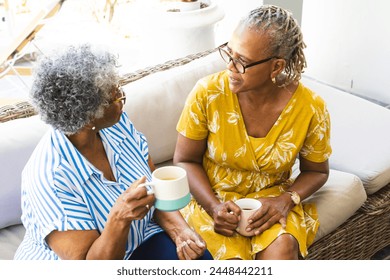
[291,160,366,241]
[306,170,367,242]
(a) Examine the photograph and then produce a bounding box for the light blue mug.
[138,166,191,212]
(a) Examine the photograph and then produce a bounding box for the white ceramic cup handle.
[137,182,155,195]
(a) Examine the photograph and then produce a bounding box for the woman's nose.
[226,58,239,73]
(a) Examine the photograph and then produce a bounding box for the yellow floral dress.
[176,70,332,260]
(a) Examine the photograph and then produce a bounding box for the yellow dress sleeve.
[300,100,332,163]
[176,79,209,140]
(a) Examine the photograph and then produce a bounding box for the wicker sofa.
[0,48,389,260]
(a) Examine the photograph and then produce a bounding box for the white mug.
[235,198,262,237]
[138,166,191,212]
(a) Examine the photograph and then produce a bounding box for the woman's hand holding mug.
[111,177,155,223]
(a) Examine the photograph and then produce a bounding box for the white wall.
[214,0,263,45]
[264,0,302,25]
[301,0,390,105]
[214,0,303,44]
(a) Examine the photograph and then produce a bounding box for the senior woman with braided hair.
[14,44,212,260]
[174,5,332,260]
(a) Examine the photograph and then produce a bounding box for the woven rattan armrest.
[119,48,217,85]
[0,101,37,122]
[306,183,390,259]
[0,47,218,123]
[360,183,390,214]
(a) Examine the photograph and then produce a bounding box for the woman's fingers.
[122,176,155,203]
[117,176,156,220]
[250,210,284,234]
[177,240,203,260]
[212,201,242,236]
[185,239,204,255]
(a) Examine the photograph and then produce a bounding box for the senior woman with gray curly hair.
[14,44,212,260]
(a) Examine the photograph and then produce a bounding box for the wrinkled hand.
[175,228,207,260]
[110,176,155,223]
[211,201,241,237]
[246,196,291,235]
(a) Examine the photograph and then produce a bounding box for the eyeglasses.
[110,86,126,105]
[218,42,277,74]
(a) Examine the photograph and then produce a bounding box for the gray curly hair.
[30,44,120,134]
[240,5,306,86]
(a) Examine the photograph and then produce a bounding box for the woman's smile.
[228,74,241,88]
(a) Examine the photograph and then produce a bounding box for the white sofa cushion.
[306,170,366,242]
[302,76,390,194]
[0,224,25,260]
[122,51,225,165]
[0,116,49,228]
[291,161,366,242]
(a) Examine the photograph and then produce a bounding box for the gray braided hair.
[240,5,306,86]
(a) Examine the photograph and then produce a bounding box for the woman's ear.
[271,58,286,78]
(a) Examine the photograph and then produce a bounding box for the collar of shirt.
[50,120,127,186]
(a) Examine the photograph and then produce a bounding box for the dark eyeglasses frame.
[111,86,126,105]
[218,42,278,74]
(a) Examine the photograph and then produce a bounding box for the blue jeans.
[129,231,213,260]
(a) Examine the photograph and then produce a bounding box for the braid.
[242,5,306,86]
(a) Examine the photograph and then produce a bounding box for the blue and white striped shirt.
[14,112,162,260]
